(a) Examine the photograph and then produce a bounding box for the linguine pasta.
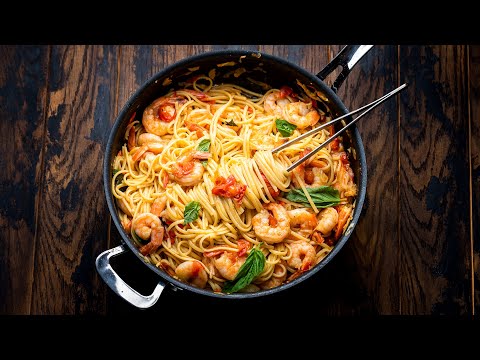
[111,77,357,294]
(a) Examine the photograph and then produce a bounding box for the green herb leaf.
[285,186,341,208]
[184,201,201,225]
[131,230,145,246]
[224,119,237,126]
[222,246,265,293]
[197,139,211,152]
[201,160,208,168]
[113,169,124,186]
[275,119,297,137]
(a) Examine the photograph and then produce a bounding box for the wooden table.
[1,45,478,315]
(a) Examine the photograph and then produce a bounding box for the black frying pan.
[96,45,372,308]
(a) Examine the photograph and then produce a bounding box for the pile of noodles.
[111,77,357,292]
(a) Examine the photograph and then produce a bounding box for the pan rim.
[103,49,367,299]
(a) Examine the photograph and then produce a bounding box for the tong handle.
[283,83,408,172]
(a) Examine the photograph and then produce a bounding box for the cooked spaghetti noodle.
[111,77,357,293]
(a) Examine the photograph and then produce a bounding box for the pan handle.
[96,245,165,309]
[317,45,374,93]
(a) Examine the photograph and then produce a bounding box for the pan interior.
[104,50,366,299]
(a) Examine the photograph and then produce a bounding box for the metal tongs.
[271,83,408,172]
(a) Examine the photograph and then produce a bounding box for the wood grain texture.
[30,45,118,314]
[257,45,327,74]
[332,45,400,314]
[399,45,471,315]
[116,45,216,117]
[0,46,49,314]
[470,45,480,315]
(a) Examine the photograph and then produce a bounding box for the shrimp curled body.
[132,213,164,256]
[213,251,247,281]
[287,241,316,271]
[171,151,211,187]
[142,97,173,136]
[264,92,290,118]
[252,203,290,244]
[284,102,320,129]
[175,261,208,289]
[316,207,339,236]
[288,208,318,238]
[137,133,165,154]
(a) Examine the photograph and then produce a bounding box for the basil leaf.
[201,160,208,168]
[224,119,237,126]
[131,230,145,246]
[113,169,124,186]
[222,246,265,293]
[197,139,211,152]
[184,201,201,225]
[275,119,297,137]
[285,186,341,208]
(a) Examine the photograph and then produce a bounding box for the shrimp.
[132,133,166,161]
[175,260,208,289]
[292,148,311,188]
[143,151,156,162]
[315,207,338,236]
[292,148,327,188]
[150,195,167,217]
[307,167,328,187]
[116,197,133,217]
[213,250,247,281]
[334,153,357,198]
[252,203,290,244]
[287,208,318,238]
[334,204,353,241]
[132,213,164,256]
[171,151,211,187]
[142,95,184,136]
[185,121,206,138]
[137,133,165,154]
[127,112,137,151]
[284,101,320,129]
[259,262,287,290]
[287,241,316,271]
[121,217,132,232]
[264,92,290,118]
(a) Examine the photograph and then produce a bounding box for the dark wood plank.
[470,45,480,315]
[0,46,50,314]
[331,45,400,314]
[31,45,118,314]
[116,45,216,116]
[258,45,327,74]
[211,45,259,52]
[399,45,471,315]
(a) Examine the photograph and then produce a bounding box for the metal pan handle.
[96,245,165,309]
[317,45,374,93]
